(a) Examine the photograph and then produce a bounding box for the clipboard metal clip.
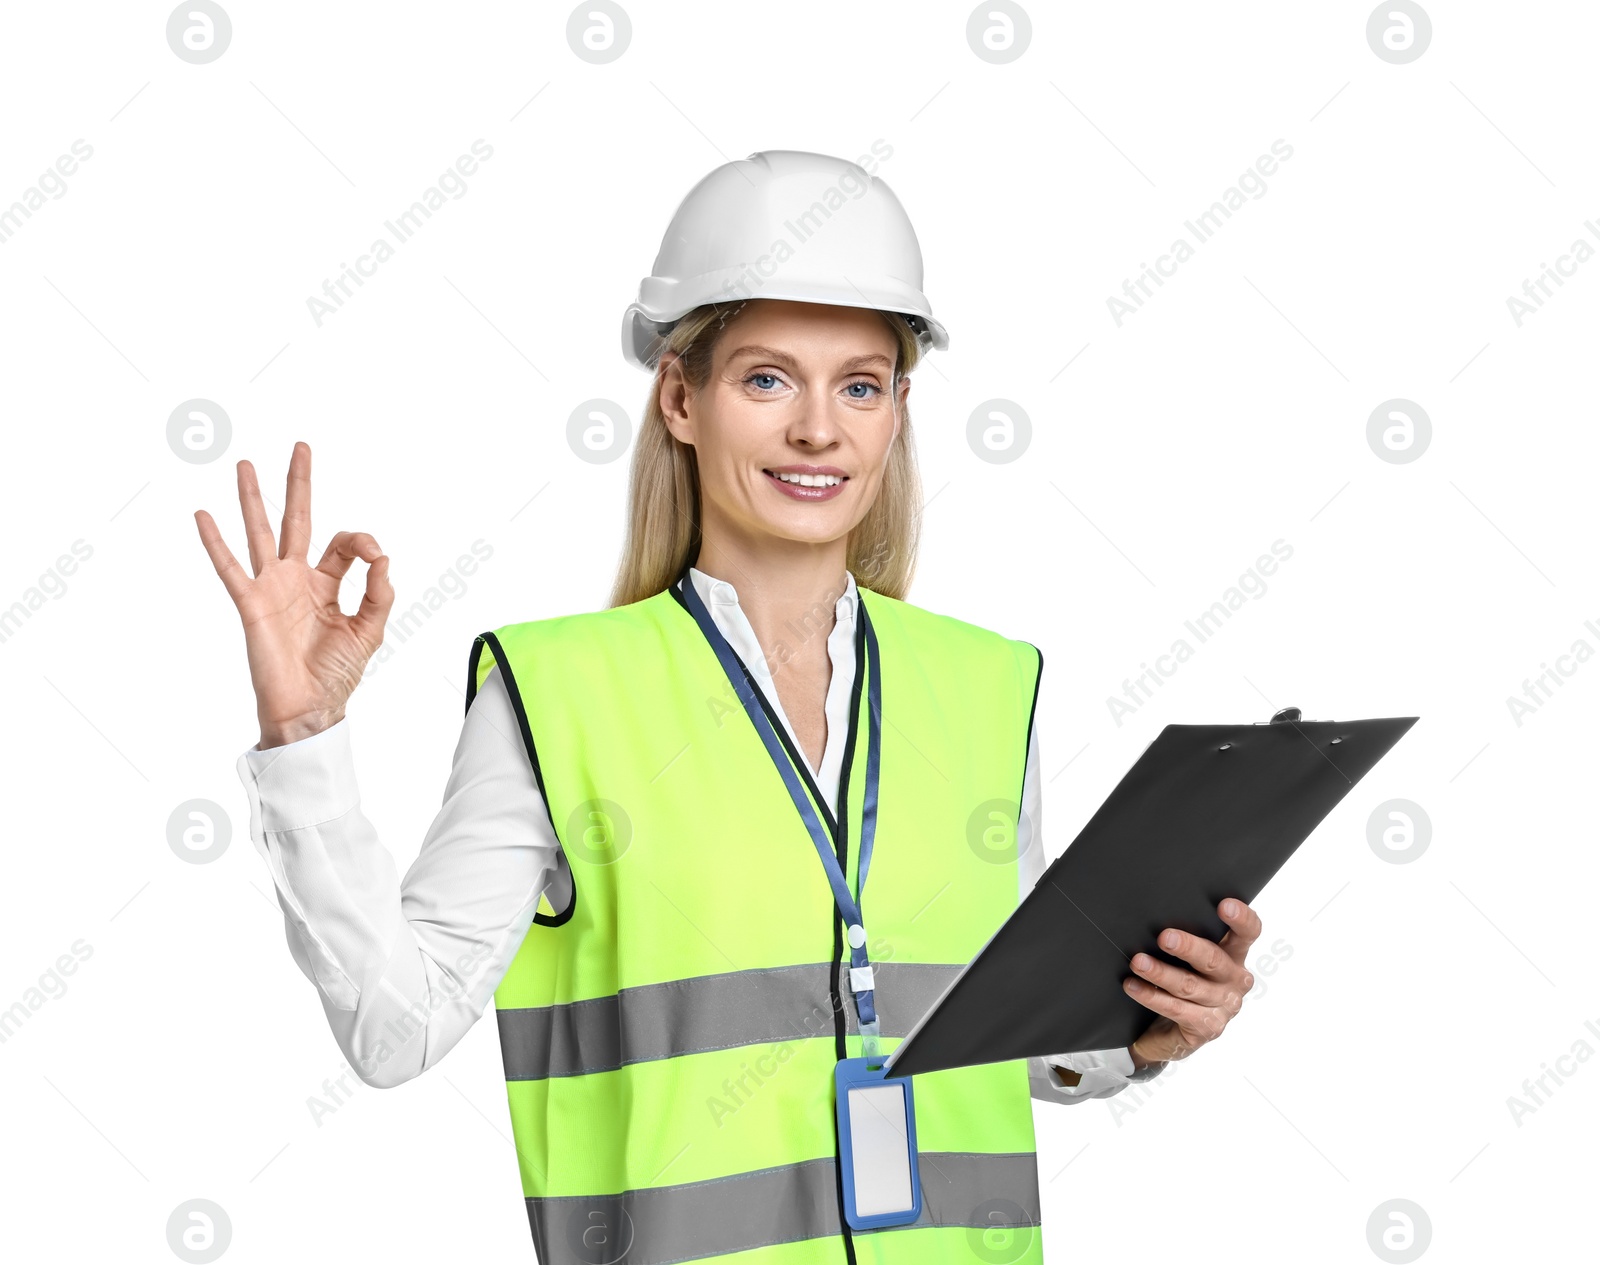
[1269,707,1301,724]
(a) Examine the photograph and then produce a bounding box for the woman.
[196,150,1261,1264]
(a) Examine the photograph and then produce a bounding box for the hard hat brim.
[621,281,948,371]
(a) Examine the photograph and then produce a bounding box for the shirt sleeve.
[1017,708,1166,1104]
[234,665,565,1088]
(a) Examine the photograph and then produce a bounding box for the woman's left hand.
[1124,898,1262,1070]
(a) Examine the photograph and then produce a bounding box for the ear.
[657,351,694,445]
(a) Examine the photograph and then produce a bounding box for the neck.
[692,531,849,664]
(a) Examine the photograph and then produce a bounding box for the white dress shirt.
[236,566,1159,1103]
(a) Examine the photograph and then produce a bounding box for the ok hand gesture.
[194,441,394,750]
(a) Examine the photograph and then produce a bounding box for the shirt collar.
[688,565,857,625]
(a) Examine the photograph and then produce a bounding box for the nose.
[785,386,842,450]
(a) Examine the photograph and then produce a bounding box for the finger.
[1217,898,1263,964]
[349,553,394,654]
[314,531,382,585]
[235,459,277,576]
[1153,927,1235,980]
[1123,977,1232,1044]
[194,509,252,606]
[278,441,313,562]
[1128,951,1243,1009]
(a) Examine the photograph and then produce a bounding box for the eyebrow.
[723,344,893,373]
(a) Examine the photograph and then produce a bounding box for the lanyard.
[677,570,886,1063]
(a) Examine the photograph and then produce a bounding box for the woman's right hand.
[194,441,395,750]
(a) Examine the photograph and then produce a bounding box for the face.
[658,299,910,553]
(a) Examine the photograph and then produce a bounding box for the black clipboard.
[882,708,1418,1078]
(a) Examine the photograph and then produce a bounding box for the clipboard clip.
[1268,707,1301,724]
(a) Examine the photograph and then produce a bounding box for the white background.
[1,2,1594,1262]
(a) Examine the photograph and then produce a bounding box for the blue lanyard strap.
[677,572,885,1053]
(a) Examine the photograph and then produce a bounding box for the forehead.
[714,300,897,371]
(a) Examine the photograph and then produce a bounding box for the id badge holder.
[834,1056,923,1230]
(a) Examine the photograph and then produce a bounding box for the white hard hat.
[621,149,949,370]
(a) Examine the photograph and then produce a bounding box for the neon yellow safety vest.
[466,576,1046,1265]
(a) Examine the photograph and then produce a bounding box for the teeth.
[771,471,842,487]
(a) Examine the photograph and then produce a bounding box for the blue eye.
[743,373,881,399]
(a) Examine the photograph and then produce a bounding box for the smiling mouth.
[761,468,848,500]
[763,469,846,488]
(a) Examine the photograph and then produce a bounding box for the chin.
[751,511,853,546]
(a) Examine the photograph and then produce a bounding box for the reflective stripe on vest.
[496,960,963,1079]
[528,1152,1040,1265]
[466,581,1045,1264]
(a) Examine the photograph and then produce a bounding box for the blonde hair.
[606,302,925,609]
